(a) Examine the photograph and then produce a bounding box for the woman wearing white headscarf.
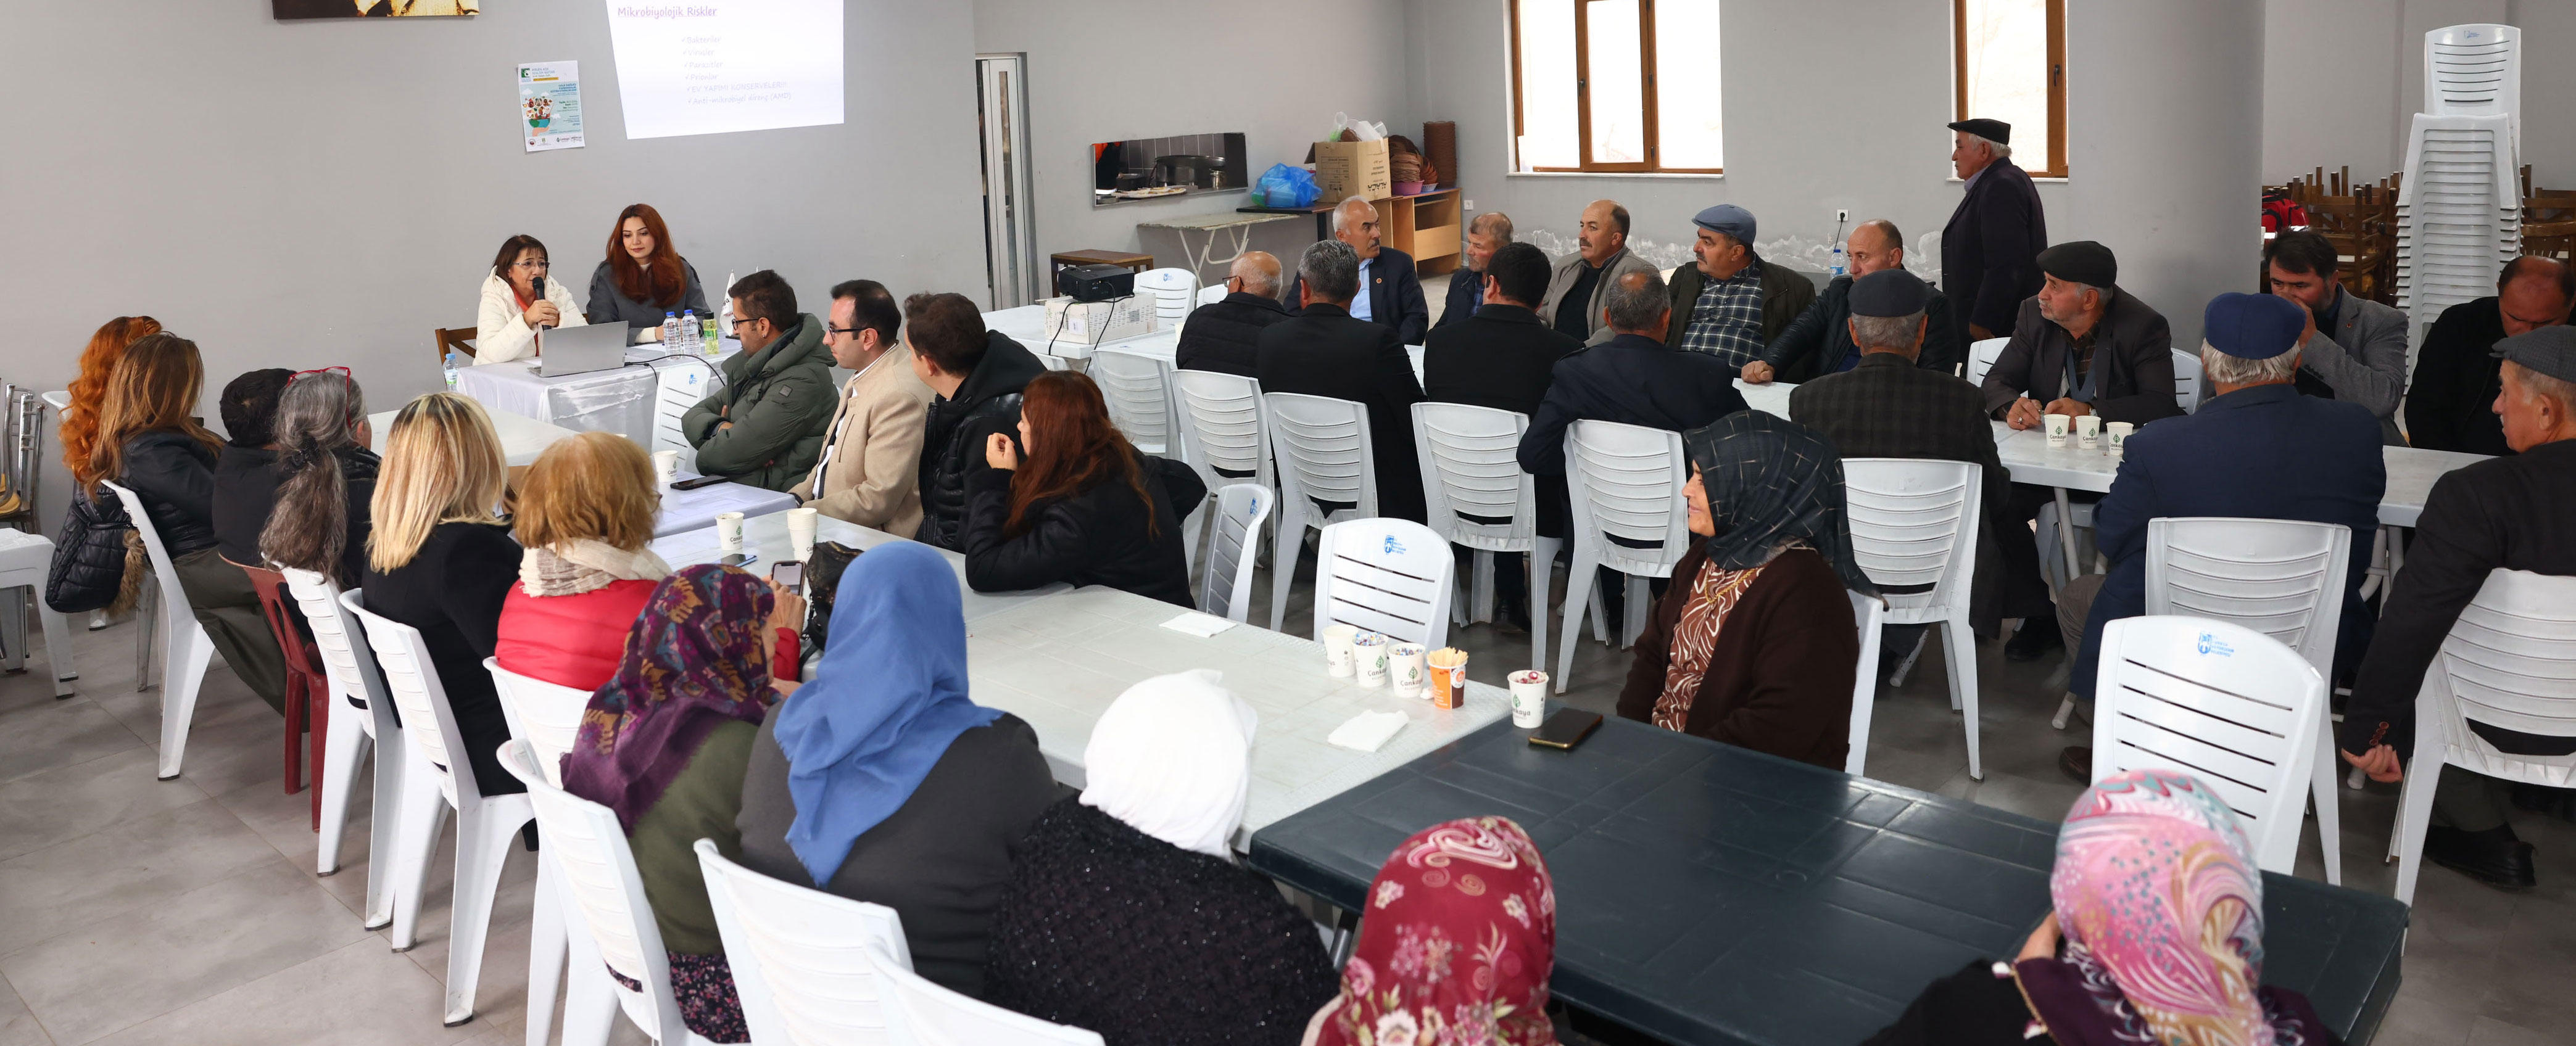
[981,670,1340,1045]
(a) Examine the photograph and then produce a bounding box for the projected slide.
[604,1,843,140]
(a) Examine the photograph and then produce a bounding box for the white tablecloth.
[365,408,576,466]
[645,509,1067,622]
[653,474,799,538]
[456,339,739,446]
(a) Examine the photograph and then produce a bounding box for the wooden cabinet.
[1237,187,1464,276]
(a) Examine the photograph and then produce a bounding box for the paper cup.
[1354,632,1391,688]
[2075,414,2101,448]
[785,507,819,560]
[716,511,745,551]
[2106,421,2134,456]
[1509,670,1549,728]
[653,450,681,485]
[1391,644,1428,698]
[2044,413,2071,445]
[1322,624,1359,677]
[1430,648,1469,709]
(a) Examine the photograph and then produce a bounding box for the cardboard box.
[1312,138,1391,202]
[1041,295,1158,356]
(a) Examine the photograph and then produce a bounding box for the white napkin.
[1159,612,1236,638]
[1328,710,1410,752]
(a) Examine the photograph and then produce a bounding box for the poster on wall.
[519,62,585,152]
[603,0,843,140]
[272,0,478,17]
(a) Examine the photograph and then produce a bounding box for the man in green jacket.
[684,270,835,492]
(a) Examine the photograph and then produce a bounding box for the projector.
[1059,263,1136,303]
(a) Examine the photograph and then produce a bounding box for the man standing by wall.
[1940,118,2047,346]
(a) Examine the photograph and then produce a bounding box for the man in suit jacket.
[1663,204,1816,361]
[1747,218,1961,384]
[2057,294,2386,780]
[1285,196,1430,345]
[1435,212,1515,332]
[1979,241,2183,659]
[2340,327,2576,890]
[1174,250,1293,377]
[1424,242,1580,632]
[2263,231,2410,442]
[1539,200,1659,344]
[2406,257,2573,456]
[1788,269,2008,633]
[1940,118,2048,345]
[791,279,935,535]
[1258,239,1430,522]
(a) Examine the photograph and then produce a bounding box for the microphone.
[530,274,552,331]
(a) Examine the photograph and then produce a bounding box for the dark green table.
[1248,717,2406,1045]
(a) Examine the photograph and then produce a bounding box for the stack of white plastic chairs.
[2395,25,2520,324]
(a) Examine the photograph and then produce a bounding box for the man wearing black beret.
[1978,239,2182,660]
[1941,118,2048,347]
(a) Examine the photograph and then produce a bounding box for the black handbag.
[799,540,863,654]
[47,486,133,614]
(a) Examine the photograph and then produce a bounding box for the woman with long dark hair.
[474,233,589,364]
[586,204,710,343]
[961,371,1206,607]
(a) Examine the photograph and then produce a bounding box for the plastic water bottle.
[443,350,462,390]
[703,310,721,356]
[681,310,700,355]
[1829,242,1847,279]
[662,311,679,348]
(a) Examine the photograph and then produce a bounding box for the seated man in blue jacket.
[2055,292,2386,780]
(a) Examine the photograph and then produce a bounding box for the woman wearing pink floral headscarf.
[1301,817,1558,1046]
[1863,768,2343,1046]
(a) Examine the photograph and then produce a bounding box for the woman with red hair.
[62,315,164,488]
[585,203,710,344]
[962,371,1206,607]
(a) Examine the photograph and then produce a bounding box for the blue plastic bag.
[1256,163,1320,208]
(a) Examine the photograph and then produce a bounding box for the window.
[1953,0,2067,177]
[1510,0,1721,174]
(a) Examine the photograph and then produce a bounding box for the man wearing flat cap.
[1789,269,2010,638]
[1662,203,1815,366]
[1942,118,2048,347]
[2340,324,2576,892]
[2052,293,2385,780]
[1979,239,2183,659]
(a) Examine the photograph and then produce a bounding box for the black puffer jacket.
[916,332,1047,551]
[982,799,1339,1046]
[1172,292,1291,377]
[119,431,221,558]
[962,454,1206,607]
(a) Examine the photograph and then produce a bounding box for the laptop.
[529,323,630,377]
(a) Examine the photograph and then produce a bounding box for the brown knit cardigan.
[1614,545,1862,770]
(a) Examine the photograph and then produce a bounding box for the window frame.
[1951,0,2068,178]
[1509,0,1723,175]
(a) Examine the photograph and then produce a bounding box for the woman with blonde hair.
[62,315,164,488]
[496,431,671,690]
[363,392,523,797]
[96,332,289,710]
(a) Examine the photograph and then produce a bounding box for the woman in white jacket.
[475,234,589,365]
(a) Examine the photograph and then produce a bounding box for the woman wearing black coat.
[963,372,1205,607]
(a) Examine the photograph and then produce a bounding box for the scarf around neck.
[1681,411,1878,598]
[519,539,671,598]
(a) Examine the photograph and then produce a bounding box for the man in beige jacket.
[790,279,935,536]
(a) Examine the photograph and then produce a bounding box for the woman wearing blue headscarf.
[733,541,1058,998]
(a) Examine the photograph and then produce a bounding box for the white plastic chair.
[283,569,407,930]
[1841,459,1987,780]
[2390,569,2576,907]
[1171,371,1273,574]
[1965,337,2008,386]
[2424,23,2520,149]
[1133,267,1200,326]
[1195,284,1227,308]
[99,480,214,781]
[342,590,534,1026]
[0,530,75,697]
[2142,517,2352,884]
[867,938,1105,1046]
[2091,616,2325,876]
[1414,403,1555,671]
[2172,347,2205,413]
[487,657,600,1046]
[1264,393,1380,633]
[697,838,913,1046]
[1197,483,1274,623]
[497,741,721,1045]
[1845,592,1887,778]
[1554,421,1690,694]
[1311,518,1454,649]
[1088,348,1175,456]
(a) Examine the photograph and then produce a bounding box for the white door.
[977,54,1041,310]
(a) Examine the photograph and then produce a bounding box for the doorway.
[977,54,1040,310]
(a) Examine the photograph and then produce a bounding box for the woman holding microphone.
[589,203,711,343]
[474,234,588,364]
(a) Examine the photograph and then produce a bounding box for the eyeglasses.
[824,326,866,337]
[511,259,550,270]
[731,317,763,330]
[291,366,352,380]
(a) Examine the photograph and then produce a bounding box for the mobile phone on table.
[770,560,805,595]
[671,474,729,490]
[719,553,758,569]
[1526,709,1602,751]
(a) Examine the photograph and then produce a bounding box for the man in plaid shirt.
[1676,205,1781,368]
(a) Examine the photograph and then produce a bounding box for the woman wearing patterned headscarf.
[1863,768,2342,1046]
[559,564,791,1044]
[1301,817,1559,1046]
[1613,411,1876,768]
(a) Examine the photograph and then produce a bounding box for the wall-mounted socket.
[1836,208,1850,223]
[1465,199,1476,210]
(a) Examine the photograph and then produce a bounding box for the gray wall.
[2263,0,2572,186]
[972,0,1417,291]
[4,1,985,521]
